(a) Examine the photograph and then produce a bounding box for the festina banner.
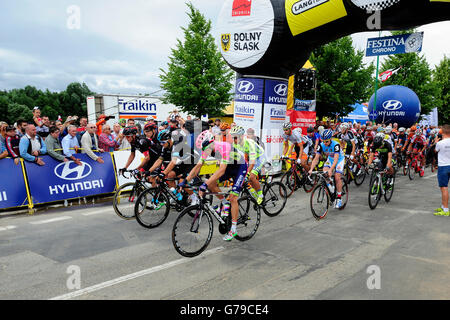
[262,79,288,163]
[294,99,316,111]
[366,32,424,57]
[286,110,316,135]
[233,77,264,136]
[24,153,117,204]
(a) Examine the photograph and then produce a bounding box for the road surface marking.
[30,216,73,225]
[81,209,110,216]
[423,173,437,180]
[0,225,17,231]
[49,246,225,300]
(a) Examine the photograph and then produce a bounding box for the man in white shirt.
[61,125,80,158]
[434,124,450,216]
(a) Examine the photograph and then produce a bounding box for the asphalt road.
[0,168,448,300]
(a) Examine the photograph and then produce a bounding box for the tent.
[341,103,369,124]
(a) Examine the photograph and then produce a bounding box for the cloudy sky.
[1,0,448,95]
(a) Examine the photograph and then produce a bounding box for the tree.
[159,2,234,118]
[6,103,33,124]
[379,30,438,116]
[309,36,375,119]
[432,56,449,124]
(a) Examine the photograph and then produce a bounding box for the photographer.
[96,114,115,136]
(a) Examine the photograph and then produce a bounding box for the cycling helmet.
[318,126,325,134]
[161,121,169,126]
[410,125,416,132]
[399,127,405,133]
[195,130,212,149]
[373,135,384,148]
[377,127,385,133]
[201,131,215,150]
[307,126,314,133]
[122,126,138,136]
[415,129,422,136]
[321,129,333,140]
[385,126,392,134]
[283,122,292,130]
[220,123,230,131]
[157,129,171,143]
[339,123,348,132]
[144,123,157,131]
[230,125,245,136]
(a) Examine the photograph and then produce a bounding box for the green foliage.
[310,36,375,119]
[6,103,33,124]
[159,2,234,118]
[0,82,94,123]
[432,56,449,125]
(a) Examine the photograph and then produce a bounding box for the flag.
[378,66,402,82]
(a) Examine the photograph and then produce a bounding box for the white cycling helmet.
[195,130,214,150]
[283,122,292,130]
[399,127,405,133]
[415,129,422,136]
[385,126,392,134]
[339,123,348,132]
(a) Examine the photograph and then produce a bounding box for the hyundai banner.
[0,159,29,210]
[234,77,264,135]
[366,32,424,57]
[262,79,288,167]
[24,154,117,204]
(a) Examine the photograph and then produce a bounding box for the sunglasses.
[322,139,331,143]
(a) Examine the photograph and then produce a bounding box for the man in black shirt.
[367,133,394,176]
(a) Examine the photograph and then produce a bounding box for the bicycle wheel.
[368,175,382,210]
[303,173,318,193]
[310,184,330,220]
[262,181,287,217]
[338,178,349,210]
[408,161,416,180]
[280,170,296,198]
[134,187,170,229]
[172,205,213,258]
[113,182,146,220]
[384,174,395,202]
[235,197,260,241]
[354,165,366,186]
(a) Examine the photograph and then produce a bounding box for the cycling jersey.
[337,131,356,155]
[316,140,345,164]
[234,138,265,163]
[130,136,161,169]
[371,140,393,168]
[410,135,427,149]
[283,129,303,145]
[200,141,231,164]
[397,134,407,148]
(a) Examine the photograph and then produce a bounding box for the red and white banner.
[286,110,316,135]
[378,66,402,82]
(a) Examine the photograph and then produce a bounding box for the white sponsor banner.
[234,78,264,136]
[217,0,275,69]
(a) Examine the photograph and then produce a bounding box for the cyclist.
[308,129,346,209]
[119,125,160,179]
[282,122,311,172]
[232,126,266,205]
[198,126,249,241]
[367,133,394,184]
[407,129,428,177]
[337,123,356,160]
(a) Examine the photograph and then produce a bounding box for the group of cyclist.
[116,116,443,241]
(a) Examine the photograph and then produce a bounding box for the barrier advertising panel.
[286,110,316,135]
[233,77,264,136]
[0,159,29,210]
[24,153,117,204]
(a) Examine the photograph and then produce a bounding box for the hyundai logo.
[274,84,287,97]
[237,80,254,94]
[54,161,92,180]
[382,100,403,111]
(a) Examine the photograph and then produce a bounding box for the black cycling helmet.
[157,129,171,143]
[307,126,314,133]
[123,126,138,136]
[144,123,157,131]
[373,135,384,149]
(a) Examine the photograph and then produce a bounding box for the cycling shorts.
[250,154,266,176]
[173,163,196,178]
[219,164,248,196]
[324,157,345,174]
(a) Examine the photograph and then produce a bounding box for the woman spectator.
[0,122,9,160]
[98,124,120,152]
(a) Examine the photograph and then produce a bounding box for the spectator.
[61,125,81,158]
[127,118,135,127]
[96,114,108,136]
[434,124,450,216]
[5,125,21,165]
[118,118,127,128]
[81,123,104,163]
[98,124,120,152]
[208,119,214,131]
[212,119,222,136]
[19,124,46,166]
[46,126,82,165]
[187,115,192,121]
[37,115,50,139]
[32,107,43,128]
[169,118,179,132]
[247,128,265,149]
[16,119,28,138]
[231,122,236,128]
[77,117,88,134]
[0,122,9,160]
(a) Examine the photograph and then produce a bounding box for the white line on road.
[423,173,437,180]
[0,225,17,231]
[49,246,225,300]
[81,209,110,216]
[30,216,73,225]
